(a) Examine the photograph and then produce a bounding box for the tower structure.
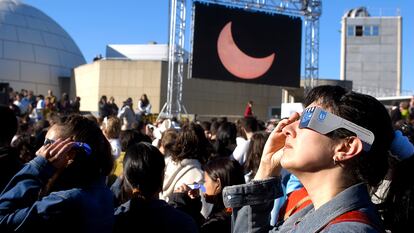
[340,7,402,97]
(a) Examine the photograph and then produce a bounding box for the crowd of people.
[0,85,414,232]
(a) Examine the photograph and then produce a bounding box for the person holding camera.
[0,115,114,233]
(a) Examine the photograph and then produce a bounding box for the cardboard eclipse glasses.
[44,138,92,156]
[299,106,374,152]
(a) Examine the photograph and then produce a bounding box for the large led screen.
[191,2,302,87]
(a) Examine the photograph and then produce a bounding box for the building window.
[372,25,379,36]
[355,25,363,36]
[347,25,354,36]
[347,25,379,37]
[363,26,371,36]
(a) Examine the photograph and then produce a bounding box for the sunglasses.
[299,106,374,152]
[44,139,92,156]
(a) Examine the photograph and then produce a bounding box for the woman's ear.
[215,178,222,194]
[333,136,363,163]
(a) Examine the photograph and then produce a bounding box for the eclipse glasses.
[44,138,92,156]
[299,106,374,151]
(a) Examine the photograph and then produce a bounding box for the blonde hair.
[103,116,122,139]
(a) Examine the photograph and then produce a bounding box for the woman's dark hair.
[113,142,166,233]
[171,122,210,164]
[51,114,114,190]
[120,129,151,152]
[304,85,394,188]
[100,95,107,102]
[204,157,245,210]
[140,94,149,107]
[244,131,270,180]
[212,122,237,158]
[160,129,178,157]
[123,142,165,198]
[380,156,414,232]
[11,135,36,163]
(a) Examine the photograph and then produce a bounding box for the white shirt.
[232,137,251,165]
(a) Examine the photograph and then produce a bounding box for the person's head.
[281,85,393,188]
[11,135,35,163]
[248,100,253,106]
[400,101,409,110]
[140,94,149,102]
[213,122,237,157]
[120,129,151,152]
[244,131,270,179]
[203,157,245,205]
[172,122,209,163]
[61,92,69,100]
[102,116,122,139]
[240,116,258,134]
[123,142,165,199]
[0,105,18,146]
[200,121,212,139]
[44,115,114,190]
[100,95,107,103]
[140,94,149,107]
[123,97,133,107]
[109,96,115,103]
[160,128,178,156]
[209,121,221,140]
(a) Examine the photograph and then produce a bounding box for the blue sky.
[24,0,413,94]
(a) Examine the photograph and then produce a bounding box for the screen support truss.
[160,0,321,118]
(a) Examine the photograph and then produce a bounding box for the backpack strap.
[325,210,385,233]
[278,187,312,221]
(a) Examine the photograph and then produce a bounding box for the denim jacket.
[0,156,114,233]
[222,178,383,233]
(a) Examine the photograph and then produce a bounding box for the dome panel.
[42,32,65,50]
[43,19,69,37]
[0,11,26,26]
[14,3,49,21]
[26,17,48,31]
[17,27,44,45]
[61,37,82,55]
[34,45,60,66]
[0,59,19,80]
[21,62,49,83]
[4,40,34,61]
[0,23,17,40]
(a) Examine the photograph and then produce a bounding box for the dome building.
[0,0,85,98]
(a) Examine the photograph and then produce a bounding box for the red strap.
[278,187,312,221]
[326,210,384,232]
[328,210,371,226]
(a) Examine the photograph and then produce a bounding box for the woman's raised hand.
[36,138,76,170]
[254,112,300,180]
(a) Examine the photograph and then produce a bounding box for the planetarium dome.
[0,0,85,96]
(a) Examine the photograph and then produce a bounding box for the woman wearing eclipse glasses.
[0,115,114,233]
[222,85,394,232]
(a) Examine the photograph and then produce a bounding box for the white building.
[340,7,402,97]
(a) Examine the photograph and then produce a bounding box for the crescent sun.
[217,21,276,79]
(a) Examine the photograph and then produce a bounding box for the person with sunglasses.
[222,85,394,232]
[0,115,114,233]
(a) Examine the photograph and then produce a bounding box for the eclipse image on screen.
[191,2,302,87]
